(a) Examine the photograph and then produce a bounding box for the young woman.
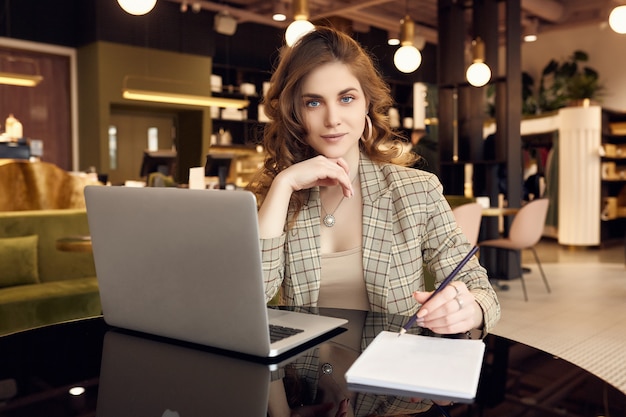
[249,26,499,337]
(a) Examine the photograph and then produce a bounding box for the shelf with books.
[600,109,626,243]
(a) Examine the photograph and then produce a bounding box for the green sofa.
[0,209,101,336]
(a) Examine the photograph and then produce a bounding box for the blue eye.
[306,100,321,108]
[341,96,355,104]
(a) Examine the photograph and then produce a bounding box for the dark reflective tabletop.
[0,309,624,417]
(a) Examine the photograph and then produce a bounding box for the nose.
[324,103,341,127]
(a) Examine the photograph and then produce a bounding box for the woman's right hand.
[277,155,354,198]
[258,156,354,239]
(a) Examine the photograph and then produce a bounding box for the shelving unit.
[209,64,270,147]
[600,108,626,243]
[516,107,626,247]
[210,99,264,146]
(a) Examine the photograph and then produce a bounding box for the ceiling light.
[393,15,422,73]
[123,89,249,108]
[272,13,287,22]
[0,55,43,87]
[523,33,537,42]
[117,0,157,15]
[68,386,85,396]
[273,1,288,22]
[122,77,249,109]
[0,72,43,87]
[609,5,626,34]
[466,38,491,87]
[285,0,315,46]
[387,30,400,46]
[523,18,538,42]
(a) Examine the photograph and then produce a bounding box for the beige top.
[318,246,369,310]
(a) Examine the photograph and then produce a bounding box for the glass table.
[0,309,623,417]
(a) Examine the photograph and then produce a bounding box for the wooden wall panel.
[0,47,72,170]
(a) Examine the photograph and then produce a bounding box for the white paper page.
[345,331,485,403]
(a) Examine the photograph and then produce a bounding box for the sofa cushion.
[0,277,101,336]
[0,209,96,283]
[0,235,39,288]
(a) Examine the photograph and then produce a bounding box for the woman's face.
[300,62,367,160]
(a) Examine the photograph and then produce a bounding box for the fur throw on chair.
[0,160,100,211]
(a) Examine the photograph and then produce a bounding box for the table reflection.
[98,330,272,417]
[272,309,457,417]
[98,309,452,417]
[0,311,624,417]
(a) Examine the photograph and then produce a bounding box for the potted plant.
[522,71,538,115]
[566,66,603,105]
[537,50,603,112]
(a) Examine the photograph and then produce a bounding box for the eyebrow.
[301,87,359,99]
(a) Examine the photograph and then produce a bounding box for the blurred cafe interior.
[1,0,626,415]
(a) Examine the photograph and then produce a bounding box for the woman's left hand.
[412,282,483,334]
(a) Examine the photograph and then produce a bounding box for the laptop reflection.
[96,330,271,417]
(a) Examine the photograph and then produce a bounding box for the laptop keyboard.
[269,324,304,343]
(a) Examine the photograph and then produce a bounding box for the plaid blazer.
[261,156,500,334]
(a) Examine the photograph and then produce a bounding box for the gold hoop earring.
[363,114,373,142]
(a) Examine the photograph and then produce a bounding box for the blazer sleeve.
[260,233,286,303]
[418,176,501,335]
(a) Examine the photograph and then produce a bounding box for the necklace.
[321,197,346,227]
[320,174,358,228]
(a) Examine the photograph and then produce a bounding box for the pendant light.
[393,15,422,73]
[272,0,288,22]
[465,37,491,87]
[609,5,626,34]
[285,0,315,47]
[523,18,539,42]
[387,29,400,46]
[117,0,157,16]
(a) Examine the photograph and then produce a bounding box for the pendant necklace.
[322,196,346,227]
[321,174,358,228]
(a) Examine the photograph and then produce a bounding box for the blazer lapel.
[359,158,393,312]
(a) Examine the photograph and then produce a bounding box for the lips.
[320,133,346,142]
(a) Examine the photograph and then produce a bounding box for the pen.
[399,245,479,336]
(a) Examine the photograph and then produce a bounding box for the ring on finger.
[455,295,464,311]
[451,283,461,297]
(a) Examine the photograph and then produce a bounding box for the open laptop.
[97,329,271,417]
[84,186,347,360]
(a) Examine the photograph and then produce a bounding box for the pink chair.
[479,198,551,301]
[452,202,483,246]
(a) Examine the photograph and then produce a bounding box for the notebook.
[345,331,486,403]
[84,186,347,360]
[97,329,271,417]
